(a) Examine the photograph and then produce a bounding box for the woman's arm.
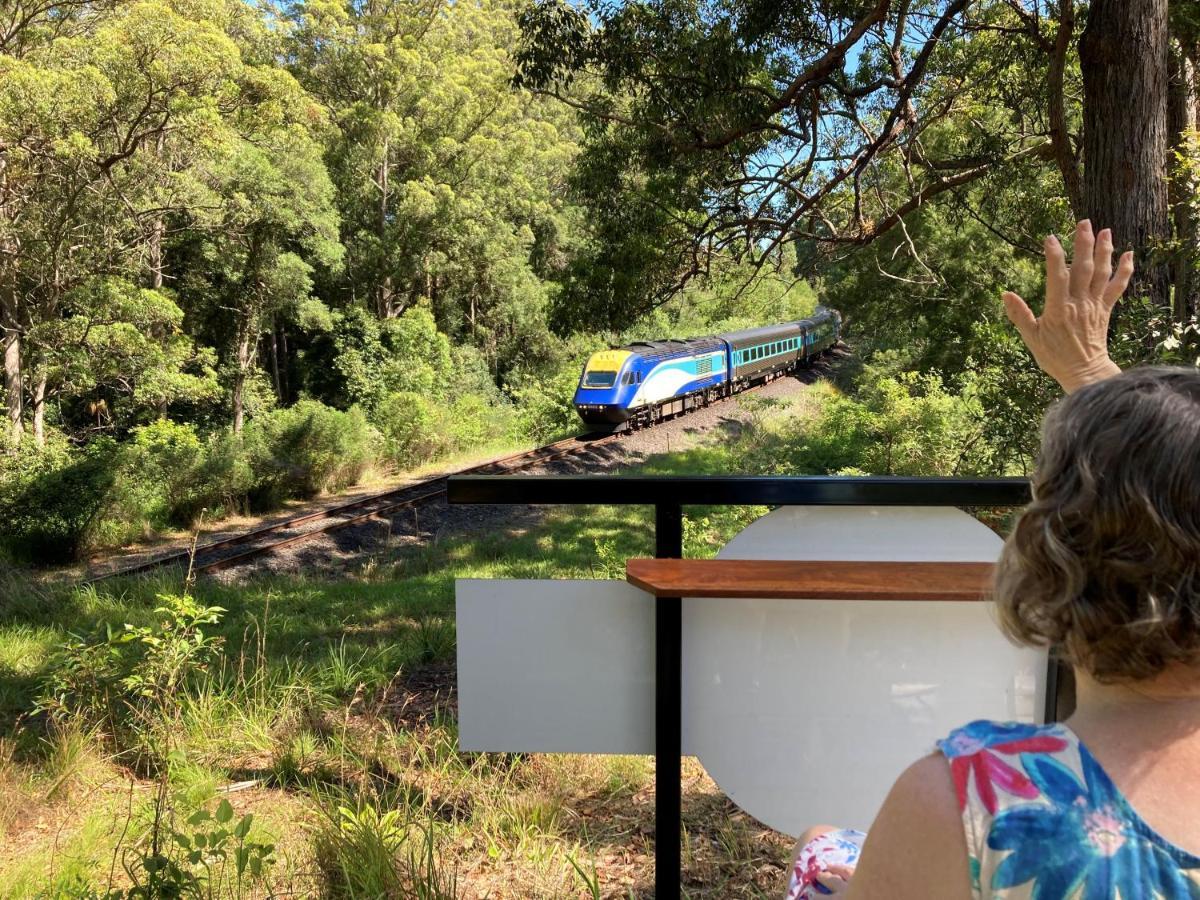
[840,754,974,900]
[1001,220,1134,393]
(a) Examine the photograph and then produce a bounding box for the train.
[573,306,842,429]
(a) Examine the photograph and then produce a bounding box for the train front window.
[583,370,617,388]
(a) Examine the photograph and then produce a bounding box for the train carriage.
[719,322,806,386]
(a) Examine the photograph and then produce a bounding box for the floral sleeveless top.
[938,720,1200,899]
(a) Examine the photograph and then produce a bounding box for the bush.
[446,394,499,452]
[508,361,582,444]
[0,437,118,564]
[243,400,380,505]
[38,593,225,763]
[375,391,446,468]
[746,364,988,477]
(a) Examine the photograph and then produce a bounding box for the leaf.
[233,814,252,838]
[215,798,234,823]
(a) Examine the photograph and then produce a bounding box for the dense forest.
[1,0,1198,564]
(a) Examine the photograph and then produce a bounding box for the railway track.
[90,350,846,581]
[91,431,622,581]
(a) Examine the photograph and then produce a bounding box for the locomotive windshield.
[583,370,617,388]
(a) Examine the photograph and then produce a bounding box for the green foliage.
[37,593,225,763]
[0,436,117,563]
[313,799,457,900]
[375,392,446,468]
[242,400,379,504]
[741,362,993,477]
[508,361,583,444]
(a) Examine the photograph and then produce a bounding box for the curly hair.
[993,366,1200,682]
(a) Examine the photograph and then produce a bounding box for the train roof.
[622,336,724,361]
[718,308,837,347]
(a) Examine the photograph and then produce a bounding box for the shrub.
[508,361,581,444]
[0,437,117,564]
[446,394,496,452]
[374,391,446,468]
[37,593,225,765]
[243,400,379,505]
[88,421,209,543]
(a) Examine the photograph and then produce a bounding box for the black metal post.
[655,503,684,900]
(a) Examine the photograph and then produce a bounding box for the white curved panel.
[682,506,1045,835]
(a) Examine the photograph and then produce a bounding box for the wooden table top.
[625,558,996,601]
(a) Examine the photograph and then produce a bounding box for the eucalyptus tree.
[289,0,581,374]
[516,0,1197,330]
[0,0,248,443]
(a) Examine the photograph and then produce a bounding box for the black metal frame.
[448,474,1039,900]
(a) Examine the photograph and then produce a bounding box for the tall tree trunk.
[1169,41,1200,323]
[1079,0,1172,310]
[377,138,394,319]
[278,325,291,403]
[1,305,20,445]
[269,314,281,400]
[31,374,45,447]
[0,154,21,446]
[232,323,254,434]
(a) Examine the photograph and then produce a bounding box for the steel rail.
[92,432,620,581]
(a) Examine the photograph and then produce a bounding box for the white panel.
[682,506,1046,835]
[456,579,655,754]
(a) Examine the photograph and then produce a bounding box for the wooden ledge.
[625,558,995,601]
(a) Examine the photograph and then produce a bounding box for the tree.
[516,0,1192,330]
[178,117,342,432]
[0,0,244,443]
[290,0,581,375]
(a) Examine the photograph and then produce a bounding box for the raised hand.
[1001,220,1133,393]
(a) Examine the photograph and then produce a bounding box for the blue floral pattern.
[939,721,1200,899]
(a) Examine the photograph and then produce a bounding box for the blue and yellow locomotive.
[573,306,841,428]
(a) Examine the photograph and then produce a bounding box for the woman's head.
[995,366,1200,682]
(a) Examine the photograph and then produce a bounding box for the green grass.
[0,386,832,897]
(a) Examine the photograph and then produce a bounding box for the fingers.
[1043,235,1069,312]
[1069,220,1094,298]
[1002,291,1037,342]
[1101,250,1135,307]
[1089,228,1113,296]
[816,865,856,892]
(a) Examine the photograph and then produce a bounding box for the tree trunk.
[269,314,281,400]
[1079,0,1172,310]
[2,306,20,445]
[1169,41,1200,322]
[31,374,45,447]
[0,154,21,446]
[278,325,291,403]
[232,324,254,434]
[377,138,394,319]
[149,134,165,292]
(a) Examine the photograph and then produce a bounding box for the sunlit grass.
[0,388,830,896]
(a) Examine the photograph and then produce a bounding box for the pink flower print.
[942,723,1070,814]
[1083,806,1127,857]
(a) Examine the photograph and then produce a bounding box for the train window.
[583,370,616,387]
